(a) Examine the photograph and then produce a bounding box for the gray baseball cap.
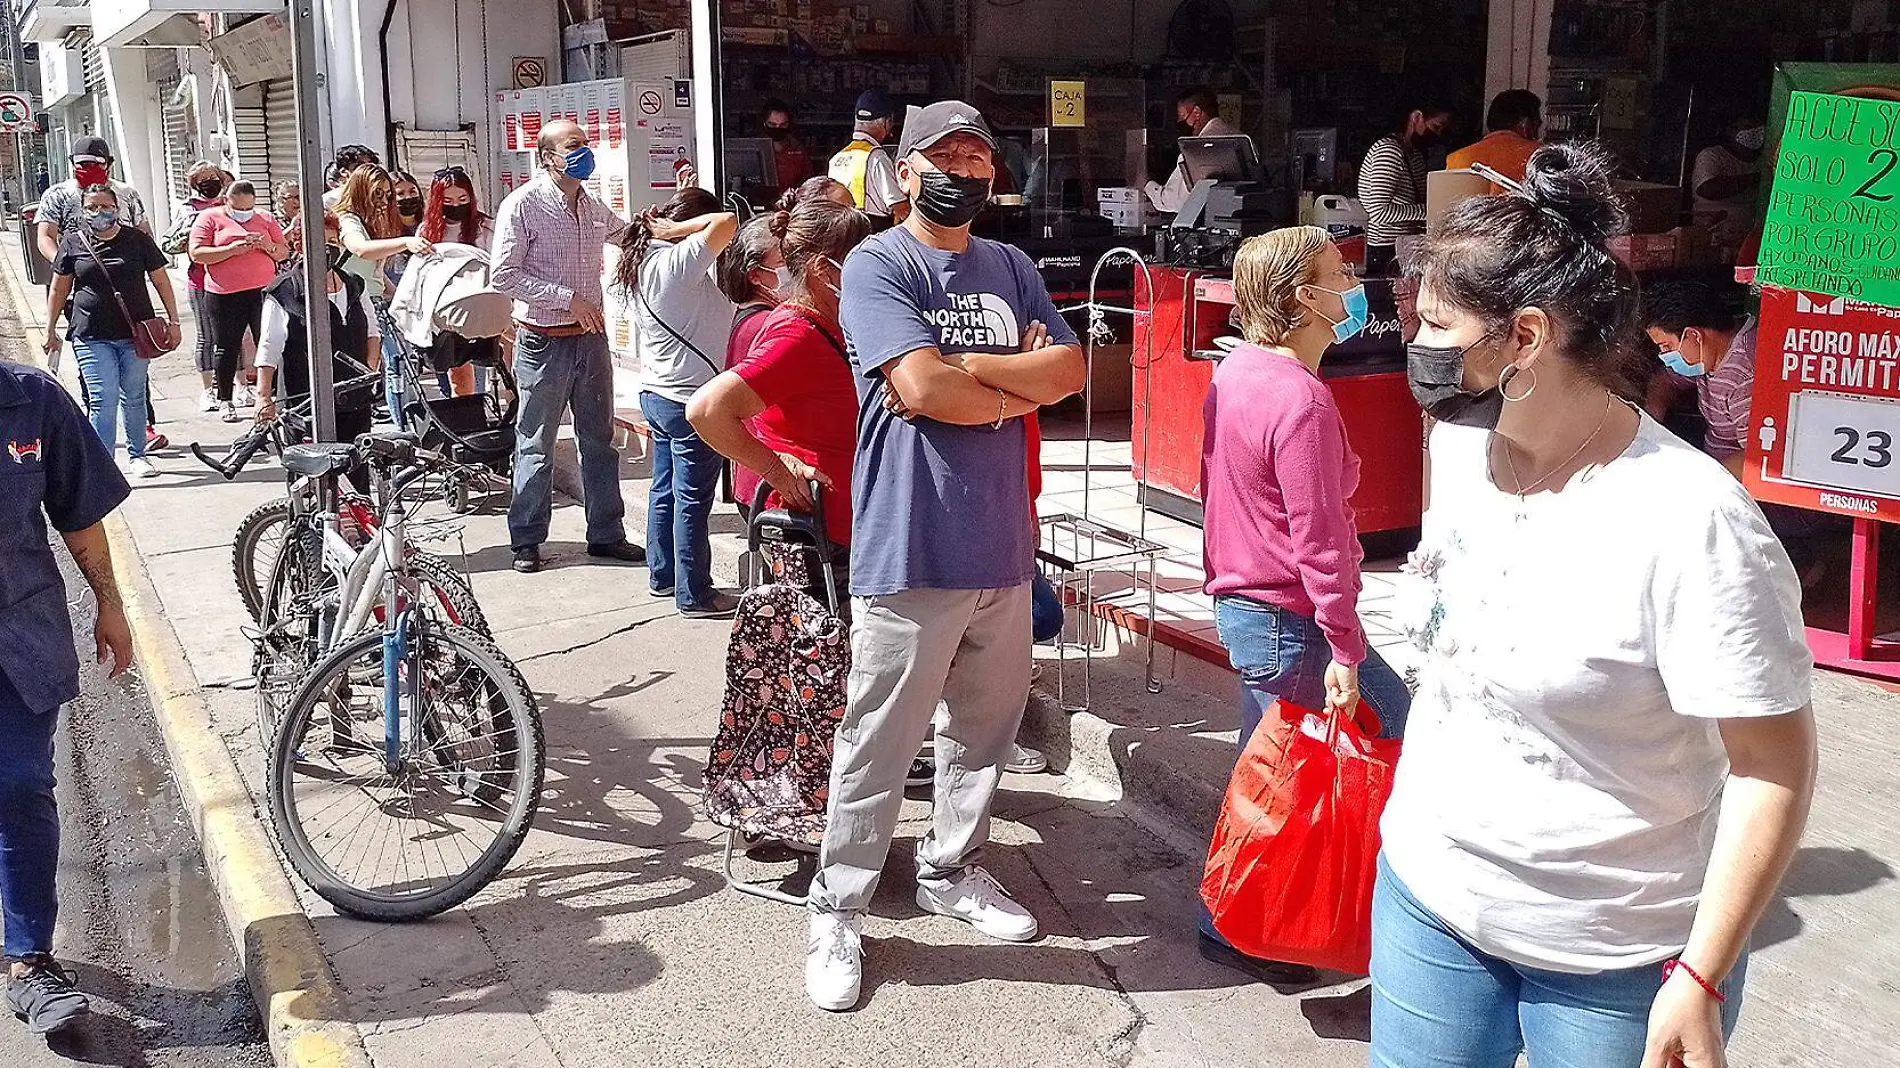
[895,100,997,159]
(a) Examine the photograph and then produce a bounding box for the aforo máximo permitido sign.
[1759,90,1900,305]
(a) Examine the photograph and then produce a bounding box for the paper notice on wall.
[584,84,603,144]
[519,88,545,149]
[603,82,625,149]
[648,122,689,189]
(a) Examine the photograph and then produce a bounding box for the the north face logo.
[7,438,42,463]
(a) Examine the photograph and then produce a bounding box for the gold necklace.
[1500,391,1615,499]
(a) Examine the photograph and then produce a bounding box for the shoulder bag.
[79,230,178,361]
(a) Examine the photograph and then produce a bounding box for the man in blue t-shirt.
[804,101,1085,1012]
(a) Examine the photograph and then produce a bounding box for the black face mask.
[764,127,790,142]
[1177,121,1195,136]
[1407,337,1503,429]
[912,167,991,229]
[194,179,224,198]
[442,203,471,223]
[397,197,424,218]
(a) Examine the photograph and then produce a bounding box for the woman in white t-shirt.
[611,186,738,618]
[1378,142,1816,1067]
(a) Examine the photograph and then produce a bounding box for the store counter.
[1131,264,1424,534]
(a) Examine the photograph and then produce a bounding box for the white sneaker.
[221,402,242,423]
[236,385,255,407]
[199,388,217,412]
[805,912,862,1012]
[126,456,158,479]
[916,865,1038,942]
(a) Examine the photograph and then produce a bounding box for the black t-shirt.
[52,227,167,340]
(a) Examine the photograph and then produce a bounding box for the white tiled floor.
[1036,431,1420,678]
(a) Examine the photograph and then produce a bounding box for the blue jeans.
[381,332,408,430]
[1371,856,1747,1067]
[507,330,626,551]
[1199,594,1411,949]
[1031,572,1063,643]
[73,337,148,459]
[1213,594,1409,744]
[638,392,721,609]
[0,673,60,960]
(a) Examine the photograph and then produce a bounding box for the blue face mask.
[1310,283,1370,344]
[1660,350,1705,378]
[561,146,596,181]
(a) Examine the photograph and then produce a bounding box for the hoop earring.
[1500,364,1537,403]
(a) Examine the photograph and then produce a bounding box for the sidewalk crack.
[515,611,670,663]
[1017,845,1150,1067]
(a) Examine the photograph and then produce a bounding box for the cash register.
[1156,134,1288,268]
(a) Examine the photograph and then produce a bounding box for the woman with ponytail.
[688,199,870,559]
[1374,142,1816,1066]
[612,186,738,617]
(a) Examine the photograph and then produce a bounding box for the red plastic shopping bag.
[1199,699,1400,975]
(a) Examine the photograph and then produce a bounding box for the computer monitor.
[1291,127,1338,183]
[1180,134,1263,185]
[724,137,778,191]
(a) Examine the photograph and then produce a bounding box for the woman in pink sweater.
[1196,226,1412,981]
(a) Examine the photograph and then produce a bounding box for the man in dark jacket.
[0,358,133,1034]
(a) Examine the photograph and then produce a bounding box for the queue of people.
[5,84,1821,1062]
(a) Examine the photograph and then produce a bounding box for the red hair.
[421,169,485,245]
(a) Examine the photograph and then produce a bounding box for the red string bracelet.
[1662,959,1727,1003]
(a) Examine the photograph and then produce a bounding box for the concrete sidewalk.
[5,226,1898,1067]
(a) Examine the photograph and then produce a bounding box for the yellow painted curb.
[102,512,374,1068]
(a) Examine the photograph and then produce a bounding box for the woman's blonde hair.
[1232,225,1332,346]
[334,164,399,239]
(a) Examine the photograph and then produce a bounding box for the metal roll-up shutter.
[232,104,269,187]
[262,80,300,210]
[160,82,195,208]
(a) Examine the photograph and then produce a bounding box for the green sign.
[1758,90,1900,304]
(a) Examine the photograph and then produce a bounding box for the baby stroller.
[381,245,518,512]
[704,482,849,906]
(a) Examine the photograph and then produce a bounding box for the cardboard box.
[1426,168,1493,235]
[1606,231,1678,272]
[1611,180,1682,236]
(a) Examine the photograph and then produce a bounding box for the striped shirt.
[1356,135,1426,248]
[1698,317,1757,458]
[489,174,628,328]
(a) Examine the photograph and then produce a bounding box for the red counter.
[1130,264,1424,534]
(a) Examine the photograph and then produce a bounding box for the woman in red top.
[687,197,870,550]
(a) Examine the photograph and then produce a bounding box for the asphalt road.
[1,330,270,1062]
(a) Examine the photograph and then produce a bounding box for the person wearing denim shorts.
[1378,143,1815,1066]
[1199,226,1411,984]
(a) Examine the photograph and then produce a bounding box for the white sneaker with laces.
[916,865,1038,942]
[199,388,217,412]
[126,456,158,479]
[805,912,862,1011]
[236,385,254,407]
[221,402,242,423]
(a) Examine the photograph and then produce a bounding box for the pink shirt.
[1201,343,1367,665]
[191,208,284,294]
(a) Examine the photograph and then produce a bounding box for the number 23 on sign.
[1785,392,1900,499]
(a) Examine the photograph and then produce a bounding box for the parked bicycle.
[262,432,543,920]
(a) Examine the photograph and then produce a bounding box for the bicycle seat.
[281,442,358,477]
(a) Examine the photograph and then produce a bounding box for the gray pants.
[507,329,627,551]
[808,583,1033,915]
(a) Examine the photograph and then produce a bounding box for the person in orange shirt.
[1447,90,1543,189]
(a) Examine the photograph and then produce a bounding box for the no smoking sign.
[637,90,663,116]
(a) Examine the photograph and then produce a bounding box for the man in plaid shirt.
[490,120,646,574]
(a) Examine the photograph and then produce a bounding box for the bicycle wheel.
[233,498,293,622]
[406,551,490,637]
[253,520,328,747]
[267,620,543,920]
